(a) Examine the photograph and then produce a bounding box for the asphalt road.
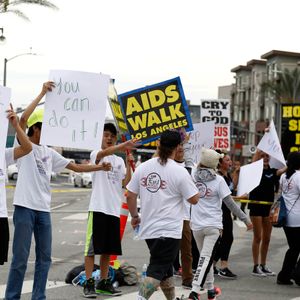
[0,178,299,300]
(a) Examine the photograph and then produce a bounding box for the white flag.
[257,120,286,168]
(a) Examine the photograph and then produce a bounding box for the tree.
[0,0,58,21]
[262,67,300,103]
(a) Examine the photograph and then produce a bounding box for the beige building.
[228,50,300,152]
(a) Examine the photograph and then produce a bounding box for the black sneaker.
[251,265,267,277]
[277,279,293,285]
[213,266,219,275]
[83,278,97,298]
[96,278,122,296]
[260,264,276,276]
[188,291,200,300]
[218,267,237,279]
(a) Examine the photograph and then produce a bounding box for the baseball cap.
[27,109,44,128]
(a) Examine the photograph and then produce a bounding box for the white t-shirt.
[280,171,300,227]
[13,144,69,212]
[126,157,199,240]
[89,150,126,217]
[176,160,192,221]
[190,173,231,230]
[0,149,15,218]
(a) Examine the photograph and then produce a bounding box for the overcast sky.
[1,0,300,116]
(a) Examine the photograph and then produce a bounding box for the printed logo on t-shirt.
[36,159,47,175]
[265,174,273,178]
[195,181,212,198]
[141,172,166,193]
[0,168,3,177]
[107,164,121,184]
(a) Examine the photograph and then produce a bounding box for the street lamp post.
[3,50,37,86]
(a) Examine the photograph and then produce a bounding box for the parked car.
[74,172,92,188]
[7,163,18,180]
[7,164,56,181]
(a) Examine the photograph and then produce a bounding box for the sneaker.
[218,267,237,279]
[207,286,221,300]
[182,282,192,289]
[83,278,97,298]
[213,266,219,275]
[260,264,276,276]
[96,278,122,296]
[251,265,267,277]
[174,267,182,277]
[188,291,200,300]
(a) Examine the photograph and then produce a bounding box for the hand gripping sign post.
[0,86,11,170]
[40,70,110,150]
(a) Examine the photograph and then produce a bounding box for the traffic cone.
[110,199,129,266]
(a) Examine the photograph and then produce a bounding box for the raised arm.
[95,138,139,164]
[66,161,112,173]
[7,106,32,159]
[19,81,55,131]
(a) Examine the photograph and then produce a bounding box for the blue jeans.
[5,206,52,300]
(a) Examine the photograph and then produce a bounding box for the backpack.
[115,262,138,286]
[65,264,99,284]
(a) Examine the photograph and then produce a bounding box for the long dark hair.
[158,144,176,166]
[286,151,300,179]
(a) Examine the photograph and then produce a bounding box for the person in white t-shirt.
[126,130,200,300]
[277,151,300,286]
[5,82,112,300]
[187,148,253,300]
[83,122,139,298]
[0,107,32,266]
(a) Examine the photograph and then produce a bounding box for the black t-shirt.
[248,167,279,208]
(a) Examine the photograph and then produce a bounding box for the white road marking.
[51,203,68,210]
[62,213,87,220]
[0,280,67,298]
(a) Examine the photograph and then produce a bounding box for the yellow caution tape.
[234,198,273,205]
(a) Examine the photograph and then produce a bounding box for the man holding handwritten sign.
[118,77,193,144]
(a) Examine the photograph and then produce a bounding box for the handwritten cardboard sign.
[40,70,110,150]
[200,99,230,150]
[189,122,215,164]
[257,120,286,168]
[0,86,11,170]
[118,77,193,144]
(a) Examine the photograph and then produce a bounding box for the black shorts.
[85,211,122,256]
[146,237,180,281]
[249,204,272,217]
[0,217,9,265]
